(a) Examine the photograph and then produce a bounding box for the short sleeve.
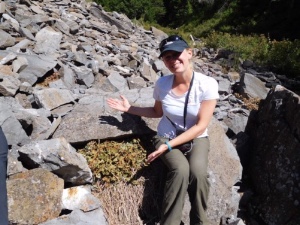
[152,75,173,101]
[203,77,219,100]
[153,80,160,101]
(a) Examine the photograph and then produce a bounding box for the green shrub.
[204,31,270,62]
[79,139,148,185]
[268,39,300,77]
[202,31,300,78]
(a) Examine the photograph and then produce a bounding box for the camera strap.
[167,71,195,129]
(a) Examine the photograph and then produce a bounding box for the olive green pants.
[153,136,210,225]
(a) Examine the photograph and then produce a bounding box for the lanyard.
[167,72,195,129]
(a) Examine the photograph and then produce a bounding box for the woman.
[107,35,219,225]
[0,127,8,225]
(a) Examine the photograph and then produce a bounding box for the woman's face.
[161,49,193,74]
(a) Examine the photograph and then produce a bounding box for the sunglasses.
[159,35,188,50]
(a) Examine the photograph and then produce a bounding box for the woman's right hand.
[107,95,131,112]
[146,143,168,163]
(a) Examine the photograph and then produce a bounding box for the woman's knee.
[171,162,190,181]
[190,165,209,183]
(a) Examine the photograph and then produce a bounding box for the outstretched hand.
[146,144,168,163]
[107,95,131,112]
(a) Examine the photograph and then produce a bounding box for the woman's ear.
[186,48,193,59]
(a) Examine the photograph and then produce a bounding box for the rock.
[33,88,75,111]
[206,118,242,223]
[240,72,269,99]
[0,74,21,96]
[0,29,15,48]
[62,185,101,212]
[18,137,93,185]
[34,26,63,54]
[39,208,108,225]
[0,100,30,145]
[7,168,64,224]
[246,85,300,225]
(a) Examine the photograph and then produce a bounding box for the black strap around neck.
[183,72,194,128]
[167,72,195,129]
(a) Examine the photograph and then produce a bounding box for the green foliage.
[79,139,148,185]
[204,31,270,63]
[268,40,300,77]
[95,0,165,23]
[203,31,300,78]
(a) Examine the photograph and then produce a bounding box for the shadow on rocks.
[129,134,166,225]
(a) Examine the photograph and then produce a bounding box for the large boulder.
[246,85,300,225]
[7,168,64,225]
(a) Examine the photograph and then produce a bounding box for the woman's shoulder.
[194,71,216,82]
[194,71,218,86]
[156,74,174,86]
[193,72,219,99]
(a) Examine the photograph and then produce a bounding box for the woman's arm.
[168,99,217,146]
[107,95,163,118]
[147,99,217,163]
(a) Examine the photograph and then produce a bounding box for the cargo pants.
[153,136,210,225]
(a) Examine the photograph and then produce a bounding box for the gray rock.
[14,108,52,140]
[206,118,242,223]
[140,61,159,82]
[19,26,36,41]
[12,56,28,73]
[60,65,76,89]
[89,5,133,33]
[72,65,94,87]
[240,72,269,99]
[0,2,5,14]
[0,74,21,96]
[39,208,108,225]
[18,137,93,185]
[127,76,147,89]
[17,53,58,85]
[7,150,27,176]
[217,77,231,94]
[33,88,75,111]
[0,101,30,145]
[2,13,19,31]
[54,19,70,35]
[6,38,32,52]
[34,26,62,54]
[223,108,249,135]
[107,71,129,91]
[0,52,17,65]
[49,79,68,89]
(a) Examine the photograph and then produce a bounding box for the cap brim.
[159,40,189,58]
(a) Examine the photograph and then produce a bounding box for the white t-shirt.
[153,71,219,138]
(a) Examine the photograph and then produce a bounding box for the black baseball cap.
[159,35,189,58]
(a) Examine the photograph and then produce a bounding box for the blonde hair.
[186,48,194,70]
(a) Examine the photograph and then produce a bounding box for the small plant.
[234,93,261,111]
[36,71,60,87]
[79,139,148,185]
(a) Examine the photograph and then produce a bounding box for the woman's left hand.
[146,144,168,163]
